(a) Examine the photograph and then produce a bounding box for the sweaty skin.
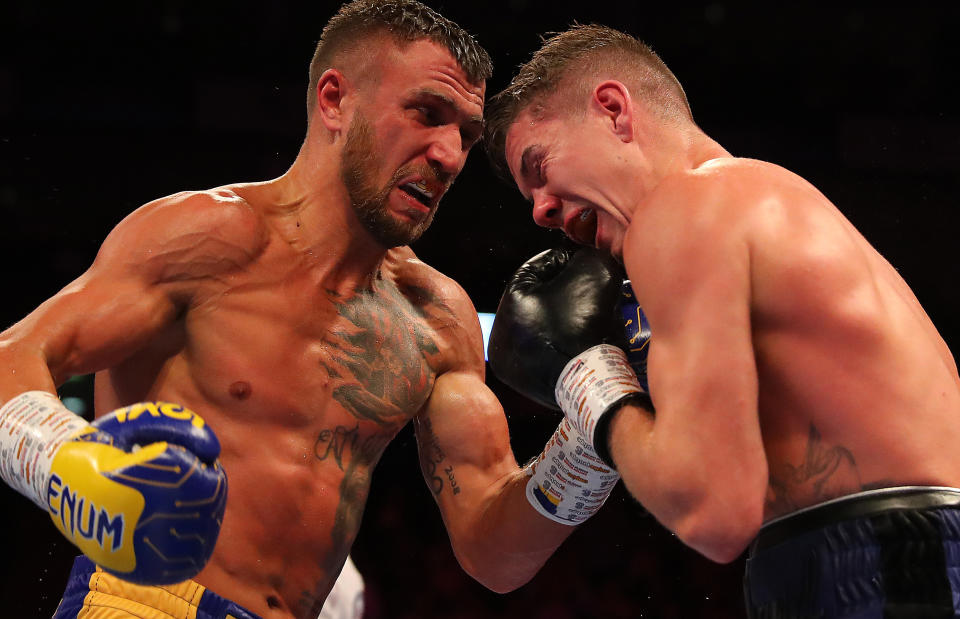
[1,185,551,618]
[97,185,487,614]
[623,158,960,514]
[1,39,572,619]
[505,100,960,563]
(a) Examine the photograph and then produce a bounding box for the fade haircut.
[306,0,492,120]
[484,24,692,180]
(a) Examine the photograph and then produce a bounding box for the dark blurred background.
[1,1,958,617]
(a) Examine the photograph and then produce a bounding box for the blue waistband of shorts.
[745,486,960,618]
[754,485,960,552]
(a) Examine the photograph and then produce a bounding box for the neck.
[685,133,732,169]
[618,123,730,223]
[250,139,393,286]
[641,122,730,186]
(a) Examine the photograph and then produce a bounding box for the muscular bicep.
[616,207,768,559]
[1,259,181,390]
[414,370,519,527]
[0,190,264,394]
[646,250,756,421]
[622,197,767,512]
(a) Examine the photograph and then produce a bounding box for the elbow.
[672,494,764,564]
[451,536,539,594]
[473,572,529,595]
[453,547,533,594]
[688,528,756,564]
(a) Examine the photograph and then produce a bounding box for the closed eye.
[520,146,547,191]
[535,158,546,185]
[412,105,442,126]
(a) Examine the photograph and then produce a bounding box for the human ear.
[316,69,348,132]
[592,81,634,143]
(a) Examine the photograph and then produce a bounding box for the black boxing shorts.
[744,486,960,619]
[52,555,262,619]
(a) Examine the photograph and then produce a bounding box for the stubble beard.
[340,111,437,248]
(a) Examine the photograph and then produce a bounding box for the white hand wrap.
[554,344,644,450]
[0,391,90,509]
[525,417,620,525]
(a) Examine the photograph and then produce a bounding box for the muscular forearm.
[607,404,763,563]
[454,417,621,591]
[0,339,59,403]
[421,374,606,591]
[452,468,574,593]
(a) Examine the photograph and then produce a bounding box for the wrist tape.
[555,344,644,459]
[525,417,620,525]
[0,391,90,509]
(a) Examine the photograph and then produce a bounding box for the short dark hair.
[307,0,492,118]
[484,24,691,180]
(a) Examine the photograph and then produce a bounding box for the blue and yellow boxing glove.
[620,280,651,393]
[0,393,227,584]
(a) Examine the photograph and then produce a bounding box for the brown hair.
[484,24,692,180]
[306,0,492,119]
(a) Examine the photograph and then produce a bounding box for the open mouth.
[399,180,435,208]
[565,207,597,246]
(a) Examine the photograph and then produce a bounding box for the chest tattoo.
[320,281,448,425]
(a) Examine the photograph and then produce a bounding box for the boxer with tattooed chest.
[0,3,604,619]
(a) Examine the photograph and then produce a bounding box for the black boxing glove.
[489,248,650,466]
[489,247,630,408]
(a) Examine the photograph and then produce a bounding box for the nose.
[531,190,562,229]
[426,127,467,177]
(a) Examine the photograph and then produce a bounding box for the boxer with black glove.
[489,247,651,523]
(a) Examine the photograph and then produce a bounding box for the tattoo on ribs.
[314,424,360,471]
[298,432,391,617]
[330,431,390,553]
[319,282,449,425]
[766,424,861,515]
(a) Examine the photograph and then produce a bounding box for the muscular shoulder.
[627,158,828,255]
[97,187,270,283]
[625,156,863,316]
[386,247,485,371]
[387,247,479,325]
[648,158,818,215]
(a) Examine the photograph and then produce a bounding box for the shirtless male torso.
[486,23,960,618]
[0,4,587,618]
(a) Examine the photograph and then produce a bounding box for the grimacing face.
[340,109,439,248]
[337,39,485,249]
[503,92,643,260]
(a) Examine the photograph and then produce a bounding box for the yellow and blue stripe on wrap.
[620,280,650,392]
[47,402,228,585]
